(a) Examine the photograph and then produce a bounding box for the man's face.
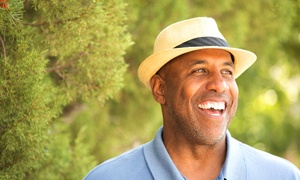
[152,49,238,145]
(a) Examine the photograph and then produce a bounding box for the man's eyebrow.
[189,59,234,68]
[189,59,208,67]
[223,61,234,68]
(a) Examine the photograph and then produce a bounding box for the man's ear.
[150,74,165,104]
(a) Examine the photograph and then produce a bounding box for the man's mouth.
[197,101,225,116]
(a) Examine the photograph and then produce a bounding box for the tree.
[0,0,132,179]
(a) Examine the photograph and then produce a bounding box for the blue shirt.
[84,127,300,180]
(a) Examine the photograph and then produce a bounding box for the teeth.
[198,102,225,110]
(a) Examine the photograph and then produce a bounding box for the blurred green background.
[0,0,299,179]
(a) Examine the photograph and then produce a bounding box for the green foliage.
[27,123,97,180]
[26,0,132,104]
[1,0,132,179]
[0,3,57,178]
[0,0,23,37]
[0,41,53,178]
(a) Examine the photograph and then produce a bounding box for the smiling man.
[84,17,300,180]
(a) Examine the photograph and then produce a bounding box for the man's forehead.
[159,49,234,72]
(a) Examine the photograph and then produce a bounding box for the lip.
[197,106,225,119]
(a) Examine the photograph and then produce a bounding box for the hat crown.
[153,17,226,53]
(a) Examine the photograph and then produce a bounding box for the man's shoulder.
[235,138,300,178]
[84,144,153,180]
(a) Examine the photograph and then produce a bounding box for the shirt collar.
[143,127,185,179]
[143,127,247,180]
[223,131,247,179]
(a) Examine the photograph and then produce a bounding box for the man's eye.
[221,70,233,76]
[194,68,207,74]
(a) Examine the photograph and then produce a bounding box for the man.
[85,17,300,179]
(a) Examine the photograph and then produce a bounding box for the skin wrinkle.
[150,49,238,180]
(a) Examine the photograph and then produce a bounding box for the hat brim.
[138,47,256,89]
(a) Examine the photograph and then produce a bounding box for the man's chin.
[195,130,227,146]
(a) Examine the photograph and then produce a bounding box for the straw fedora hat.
[138,17,257,89]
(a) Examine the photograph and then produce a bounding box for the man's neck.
[163,133,227,180]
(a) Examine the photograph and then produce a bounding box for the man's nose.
[205,73,229,93]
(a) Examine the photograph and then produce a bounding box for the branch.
[23,9,90,27]
[0,35,6,58]
[46,51,86,73]
[23,16,80,27]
